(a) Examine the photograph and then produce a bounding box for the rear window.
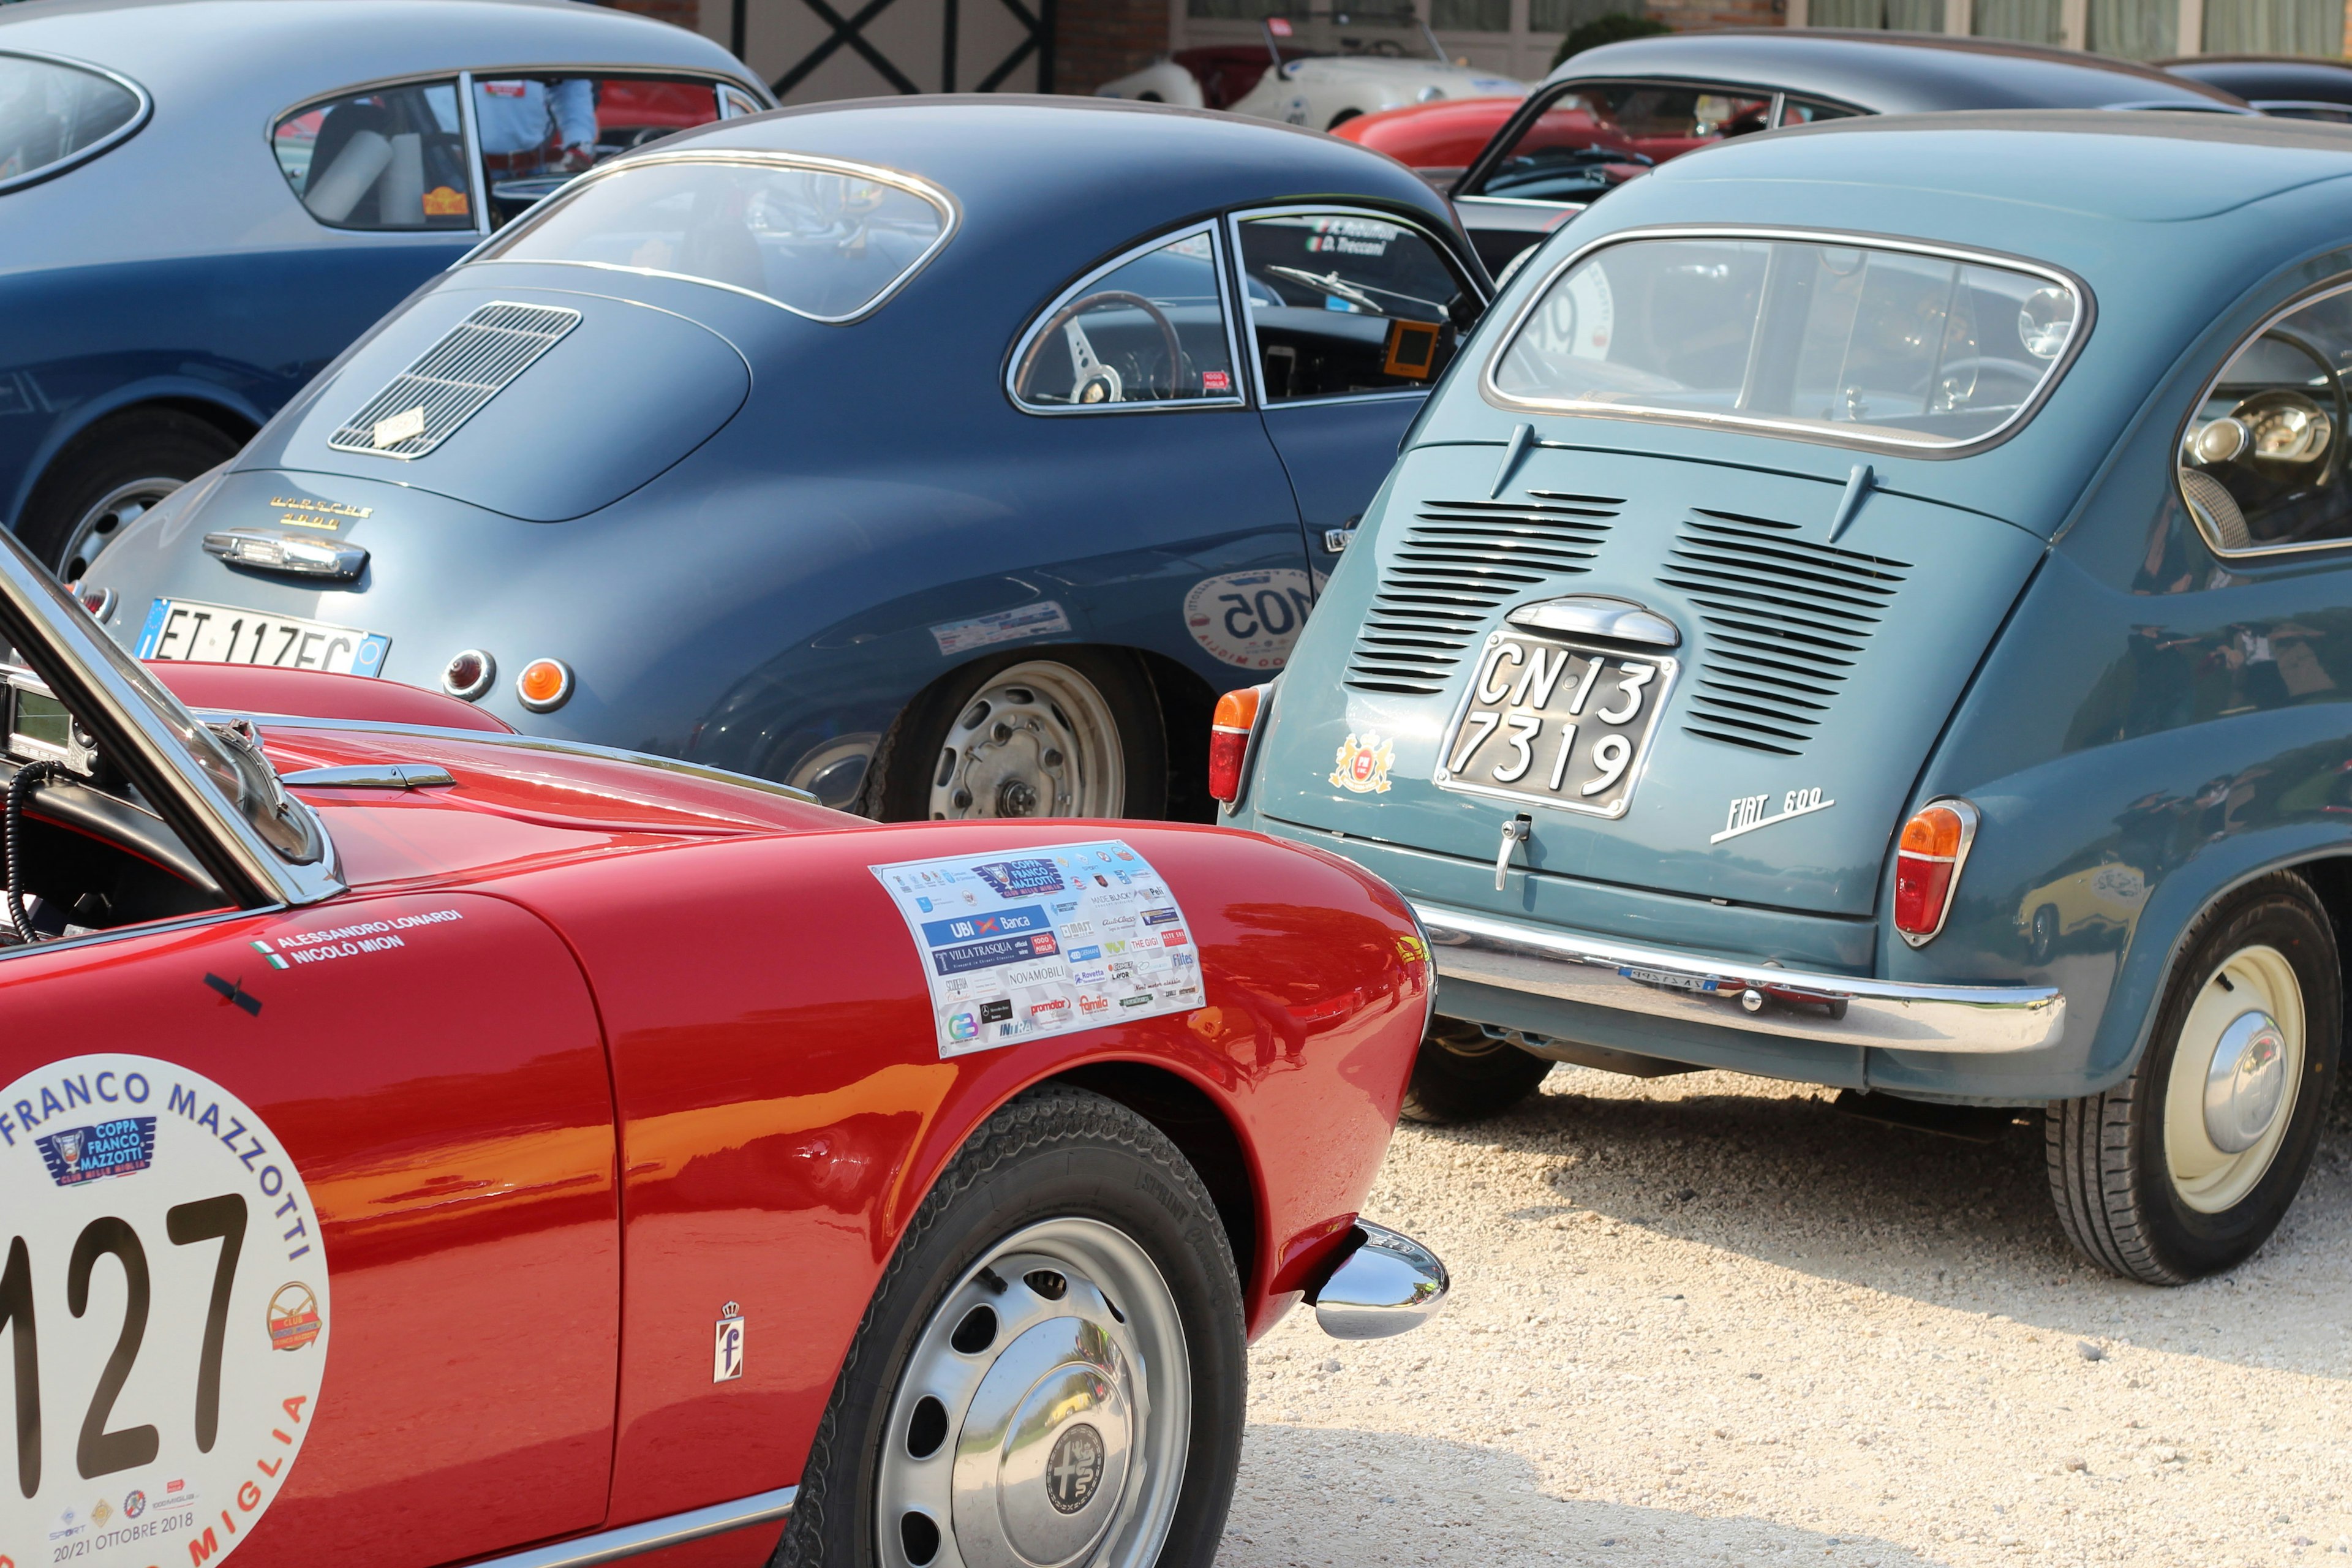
[1488,234,2086,453]
[0,51,146,194]
[477,154,953,323]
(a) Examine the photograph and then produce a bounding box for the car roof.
[0,0,753,99]
[2164,54,2352,105]
[1547,28,2244,112]
[648,95,1457,240]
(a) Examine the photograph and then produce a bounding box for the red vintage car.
[0,532,1444,1568]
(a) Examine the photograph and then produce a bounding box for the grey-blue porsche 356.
[89,98,1491,820]
[0,0,769,581]
[1216,110,2352,1283]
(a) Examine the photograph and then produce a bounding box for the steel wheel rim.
[2163,942,2305,1214]
[59,477,182,580]
[927,661,1124,820]
[876,1217,1191,1568]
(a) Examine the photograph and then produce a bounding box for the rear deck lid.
[1254,442,2045,918]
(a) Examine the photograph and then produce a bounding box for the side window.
[1011,228,1243,410]
[1234,213,1476,403]
[273,80,473,231]
[1469,82,1772,202]
[474,75,725,227]
[1779,96,1864,126]
[2180,285,2352,556]
[0,53,146,194]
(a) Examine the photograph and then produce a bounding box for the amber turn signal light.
[516,657,573,713]
[1893,797,1979,946]
[1207,683,1271,805]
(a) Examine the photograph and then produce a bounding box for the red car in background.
[0,523,1445,1568]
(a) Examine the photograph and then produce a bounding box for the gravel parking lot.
[1218,1065,2352,1568]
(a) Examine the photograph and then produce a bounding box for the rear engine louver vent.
[1343,491,1622,695]
[330,301,581,460]
[1658,510,1910,756]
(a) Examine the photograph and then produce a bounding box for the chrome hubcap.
[2165,944,2305,1213]
[878,1219,1188,1568]
[927,662,1125,821]
[60,477,182,580]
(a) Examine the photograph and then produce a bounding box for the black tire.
[1400,1016,1553,1124]
[778,1085,1245,1568]
[17,408,239,578]
[2046,872,2340,1284]
[1326,108,1362,130]
[859,647,1170,822]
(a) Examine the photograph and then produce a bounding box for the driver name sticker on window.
[872,840,1204,1056]
[0,1056,329,1568]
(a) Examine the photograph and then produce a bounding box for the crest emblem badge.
[1330,733,1394,794]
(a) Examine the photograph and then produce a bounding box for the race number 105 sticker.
[0,1055,328,1568]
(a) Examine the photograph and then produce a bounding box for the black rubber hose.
[7,761,67,944]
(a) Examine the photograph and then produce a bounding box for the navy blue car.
[0,0,767,579]
[91,99,1491,819]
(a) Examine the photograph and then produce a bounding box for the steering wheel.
[1015,290,1185,405]
[2217,327,2350,489]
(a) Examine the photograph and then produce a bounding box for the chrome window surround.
[0,48,153,197]
[466,149,958,324]
[1224,203,1490,413]
[1006,220,1248,416]
[1479,224,2098,461]
[2175,273,2352,562]
[269,69,769,240]
[0,527,344,913]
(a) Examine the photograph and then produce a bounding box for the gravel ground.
[1216,1065,2352,1568]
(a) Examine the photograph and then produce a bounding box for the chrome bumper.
[1413,901,2064,1055]
[1304,1221,1449,1340]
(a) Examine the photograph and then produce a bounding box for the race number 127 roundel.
[0,1055,330,1568]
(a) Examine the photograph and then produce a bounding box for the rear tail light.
[1893,797,1979,946]
[1207,683,1270,805]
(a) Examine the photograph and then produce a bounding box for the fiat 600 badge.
[1215,109,2352,1283]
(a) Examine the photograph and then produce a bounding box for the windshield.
[479,155,953,323]
[1264,11,1446,64]
[1489,235,2084,452]
[0,51,145,194]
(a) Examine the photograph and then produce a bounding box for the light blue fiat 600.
[1214,110,2352,1283]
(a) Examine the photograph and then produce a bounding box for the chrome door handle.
[1494,812,1531,891]
[1323,514,1362,554]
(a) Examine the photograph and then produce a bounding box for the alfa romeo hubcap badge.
[1046,1423,1106,1515]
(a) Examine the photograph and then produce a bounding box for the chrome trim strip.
[469,149,959,325]
[194,708,822,807]
[469,1486,796,1568]
[1006,219,1250,416]
[0,48,152,197]
[1477,224,2097,461]
[1412,900,2066,1054]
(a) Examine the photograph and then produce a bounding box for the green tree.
[1552,12,1674,67]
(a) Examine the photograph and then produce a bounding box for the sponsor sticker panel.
[871,840,1204,1057]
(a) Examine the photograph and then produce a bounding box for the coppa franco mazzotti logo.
[0,1055,330,1568]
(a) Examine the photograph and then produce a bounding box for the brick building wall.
[1056,0,1175,91]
